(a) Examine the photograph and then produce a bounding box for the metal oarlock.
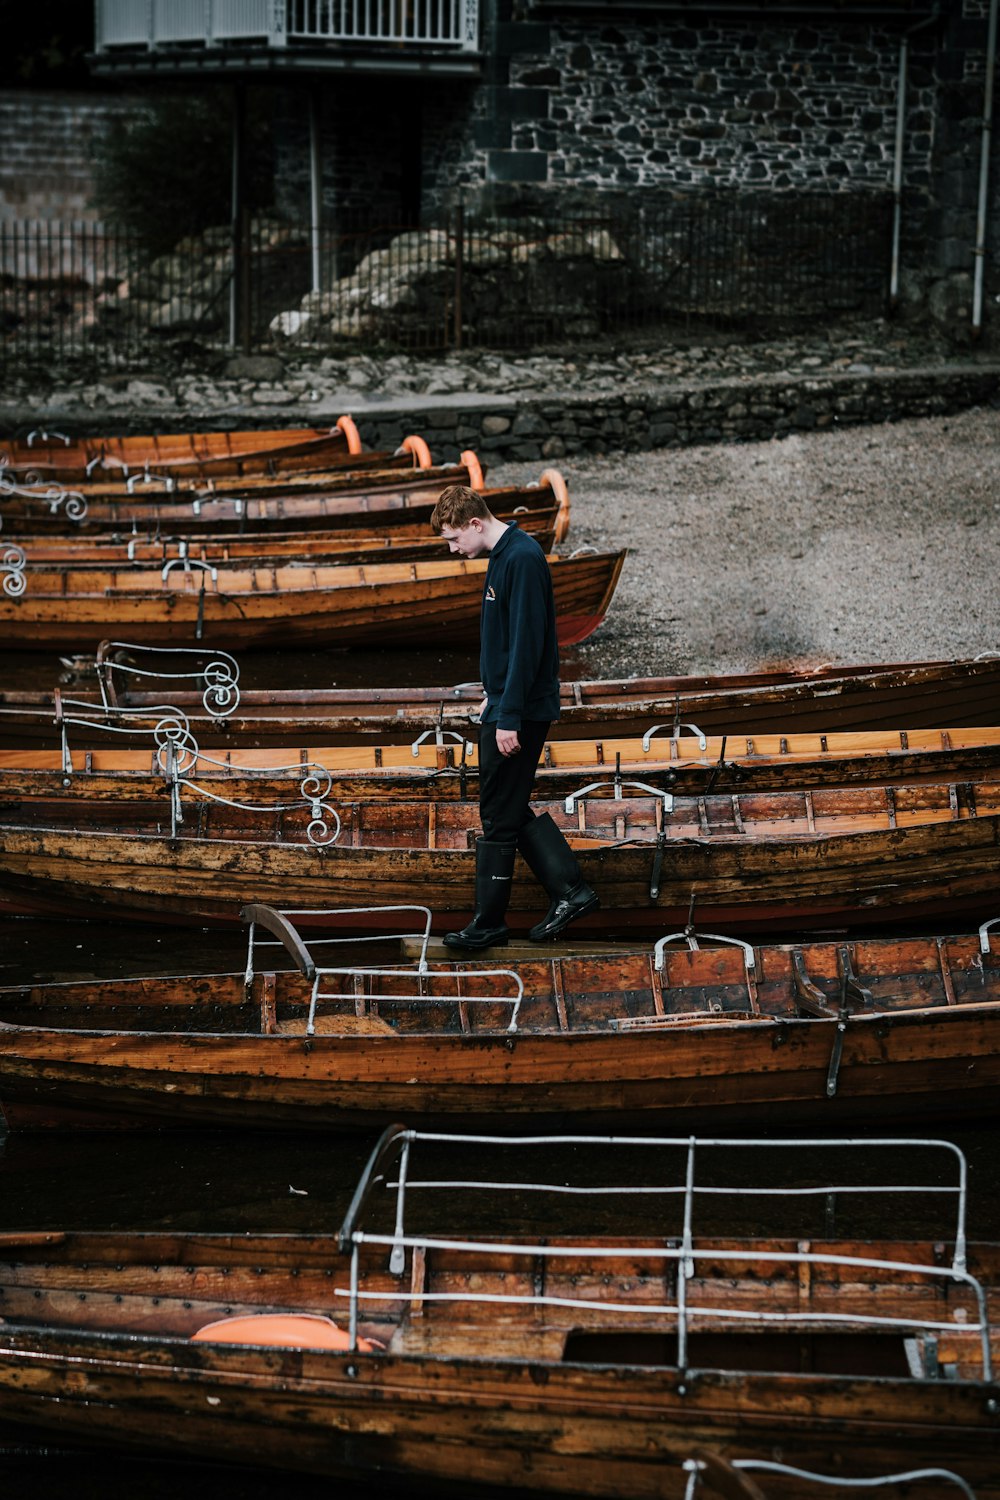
[564,759,673,818]
[641,721,708,752]
[980,916,1000,954]
[126,470,176,493]
[652,927,758,1012]
[410,728,475,755]
[161,557,218,584]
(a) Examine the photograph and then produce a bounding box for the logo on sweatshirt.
[485,585,496,602]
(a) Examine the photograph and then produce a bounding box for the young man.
[430,483,599,950]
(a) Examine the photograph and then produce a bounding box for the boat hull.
[1,1000,1000,1132]
[4,657,999,751]
[0,1326,996,1497]
[0,800,997,932]
[0,551,623,652]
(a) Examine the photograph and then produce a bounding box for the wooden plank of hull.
[0,1228,996,1494]
[1,932,1000,1128]
[0,552,625,652]
[3,727,1000,804]
[0,798,998,930]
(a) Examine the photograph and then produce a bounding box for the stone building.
[1,0,996,342]
[267,1,992,330]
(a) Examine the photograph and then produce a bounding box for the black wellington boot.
[443,838,516,951]
[518,812,600,942]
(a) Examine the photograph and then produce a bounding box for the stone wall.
[347,366,1000,462]
[466,15,934,197]
[8,365,996,461]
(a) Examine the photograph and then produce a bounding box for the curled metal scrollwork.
[306,803,342,847]
[156,736,341,847]
[63,490,88,522]
[96,641,241,719]
[0,472,87,522]
[1,544,27,597]
[201,655,241,716]
[153,716,201,777]
[301,767,334,803]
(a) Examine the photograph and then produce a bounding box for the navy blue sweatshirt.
[480,524,561,730]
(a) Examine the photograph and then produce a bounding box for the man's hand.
[496,727,521,757]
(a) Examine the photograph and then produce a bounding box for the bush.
[91,88,274,255]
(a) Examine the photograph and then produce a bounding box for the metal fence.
[0,193,892,364]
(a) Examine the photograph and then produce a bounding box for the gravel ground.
[489,404,1000,679]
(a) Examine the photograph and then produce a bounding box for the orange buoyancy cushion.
[191,1313,382,1351]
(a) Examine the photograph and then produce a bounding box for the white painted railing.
[95,0,479,51]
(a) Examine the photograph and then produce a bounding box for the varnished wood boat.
[11,523,559,573]
[1,905,998,1130]
[0,780,997,931]
[2,443,460,508]
[4,655,995,751]
[0,455,503,536]
[0,417,391,480]
[4,472,566,570]
[0,547,623,651]
[3,727,1000,808]
[0,1128,995,1495]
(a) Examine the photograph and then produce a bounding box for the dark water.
[1,644,999,1496]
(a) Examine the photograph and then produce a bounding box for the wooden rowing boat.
[0,1129,995,1494]
[3,474,566,568]
[0,547,623,651]
[0,780,997,931]
[2,443,459,507]
[0,468,572,549]
[11,523,559,573]
[4,656,994,751]
[2,728,1000,808]
[1,905,998,1130]
[0,455,502,535]
[0,418,382,480]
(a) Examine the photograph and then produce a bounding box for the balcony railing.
[94,0,479,52]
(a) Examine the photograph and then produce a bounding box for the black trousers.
[477,719,550,844]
